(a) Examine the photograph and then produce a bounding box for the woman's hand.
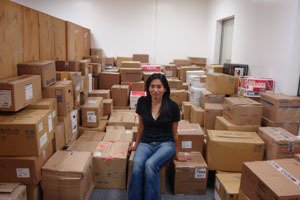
[175,153,187,162]
[128,143,137,152]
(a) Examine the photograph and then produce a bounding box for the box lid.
[258,127,300,144]
[216,173,241,194]
[225,97,262,107]
[178,121,203,136]
[0,183,20,193]
[93,141,129,159]
[204,103,223,110]
[174,152,207,168]
[207,130,264,144]
[78,131,105,142]
[83,97,103,108]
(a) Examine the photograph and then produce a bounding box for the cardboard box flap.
[261,93,300,107]
[0,74,40,84]
[174,152,207,168]
[42,150,92,178]
[0,114,44,125]
[244,159,300,196]
[28,98,57,109]
[208,130,264,144]
[68,140,99,153]
[259,127,300,143]
[103,131,133,142]
[204,103,224,110]
[0,183,20,193]
[78,131,106,142]
[225,97,262,107]
[216,173,241,194]
[93,141,129,159]
[106,125,126,133]
[177,121,203,136]
[83,97,103,108]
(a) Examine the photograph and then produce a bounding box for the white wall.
[13,0,208,65]
[206,0,300,95]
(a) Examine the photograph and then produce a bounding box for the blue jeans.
[128,141,175,200]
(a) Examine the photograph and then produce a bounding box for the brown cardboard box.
[58,110,78,146]
[258,127,300,159]
[80,91,88,105]
[81,75,88,93]
[80,59,91,75]
[88,55,105,64]
[121,81,145,91]
[206,64,223,73]
[294,154,300,162]
[67,139,100,153]
[103,128,133,143]
[206,130,264,172]
[260,93,300,123]
[262,116,299,136]
[88,89,110,99]
[190,105,204,126]
[178,66,200,82]
[77,131,105,142]
[26,184,41,200]
[182,101,192,121]
[215,116,260,132]
[78,120,107,136]
[214,173,241,200]
[0,142,53,185]
[42,80,73,116]
[223,97,263,126]
[103,99,113,116]
[127,151,165,192]
[167,77,184,89]
[110,85,130,107]
[81,97,103,128]
[116,57,132,68]
[162,65,177,77]
[120,68,142,82]
[90,48,103,56]
[41,150,93,200]
[0,75,42,112]
[206,73,237,95]
[108,111,136,129]
[173,59,192,66]
[89,63,102,76]
[121,61,141,68]
[53,122,66,151]
[0,183,27,200]
[170,90,188,107]
[28,98,58,125]
[92,142,129,189]
[132,54,149,63]
[98,72,120,89]
[200,89,225,108]
[188,57,206,66]
[105,57,115,66]
[173,152,207,195]
[56,71,81,91]
[240,159,300,200]
[238,189,250,200]
[204,103,223,131]
[18,60,56,88]
[177,120,204,152]
[55,60,80,71]
[0,112,54,156]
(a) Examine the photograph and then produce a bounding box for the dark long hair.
[145,73,172,114]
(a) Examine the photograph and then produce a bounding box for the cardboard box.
[206,130,264,172]
[120,68,142,82]
[262,116,300,136]
[56,71,81,90]
[240,159,300,200]
[53,122,66,151]
[162,65,177,77]
[78,131,105,142]
[238,189,250,200]
[238,76,274,97]
[103,129,133,143]
[26,184,42,200]
[81,97,103,128]
[188,57,206,66]
[92,141,129,189]
[58,110,78,146]
[214,173,241,200]
[295,154,300,162]
[116,57,132,68]
[182,101,192,121]
[258,127,300,159]
[55,61,80,71]
[167,78,184,90]
[132,54,149,63]
[121,81,145,91]
[173,59,192,66]
[141,65,161,72]
[108,111,137,129]
[206,73,237,95]
[105,57,115,66]
[42,80,73,116]
[98,72,120,89]
[215,116,260,132]
[170,90,188,107]
[78,120,107,135]
[200,89,225,108]
[127,151,165,192]
[103,99,113,116]
[0,112,54,156]
[190,105,204,127]
[0,142,53,185]
[121,61,141,68]
[0,75,42,112]
[178,66,200,82]
[223,97,263,125]
[130,91,146,109]
[0,183,27,200]
[42,150,93,200]
[67,139,100,153]
[28,98,58,125]
[206,64,223,73]
[260,93,300,123]
[90,48,103,56]
[18,60,56,88]
[110,85,130,107]
[89,63,102,76]
[173,152,207,195]
[88,89,110,99]
[177,120,204,152]
[204,103,223,131]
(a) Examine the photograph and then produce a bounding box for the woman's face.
[149,78,166,101]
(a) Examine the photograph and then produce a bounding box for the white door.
[219,18,234,65]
